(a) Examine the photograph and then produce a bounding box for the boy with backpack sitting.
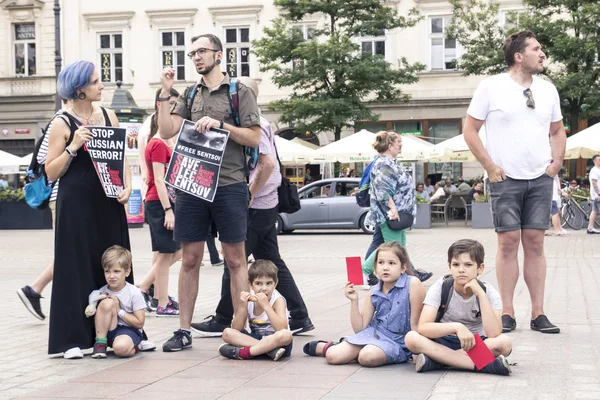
[405,239,513,375]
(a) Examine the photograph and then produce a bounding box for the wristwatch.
[65,146,77,157]
[157,95,171,102]
[164,206,173,212]
[219,119,224,129]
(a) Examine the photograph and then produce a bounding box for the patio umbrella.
[0,150,23,174]
[20,153,33,167]
[274,136,314,163]
[309,129,433,163]
[564,123,600,159]
[290,137,319,150]
[426,126,487,162]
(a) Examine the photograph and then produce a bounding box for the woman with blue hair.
[45,61,133,359]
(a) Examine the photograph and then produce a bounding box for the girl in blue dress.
[304,241,426,366]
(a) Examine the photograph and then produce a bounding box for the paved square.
[1,225,598,399]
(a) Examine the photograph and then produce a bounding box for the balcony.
[0,76,56,98]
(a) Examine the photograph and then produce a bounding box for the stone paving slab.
[1,225,599,399]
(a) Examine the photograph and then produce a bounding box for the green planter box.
[472,202,494,229]
[414,203,431,229]
[0,201,52,229]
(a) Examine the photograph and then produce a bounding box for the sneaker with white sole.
[162,329,192,352]
[17,286,45,320]
[190,315,229,337]
[156,303,179,316]
[138,340,156,351]
[63,347,84,359]
[415,353,444,373]
[266,347,286,361]
[91,342,107,359]
[479,355,512,375]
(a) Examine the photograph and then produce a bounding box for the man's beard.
[198,61,217,75]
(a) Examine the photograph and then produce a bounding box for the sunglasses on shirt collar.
[523,88,535,109]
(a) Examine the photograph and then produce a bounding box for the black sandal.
[303,340,330,356]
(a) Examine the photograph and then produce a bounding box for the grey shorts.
[593,200,600,213]
[488,174,553,232]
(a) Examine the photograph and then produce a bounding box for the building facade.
[1,0,528,179]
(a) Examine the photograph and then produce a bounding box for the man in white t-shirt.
[464,31,566,335]
[587,155,600,234]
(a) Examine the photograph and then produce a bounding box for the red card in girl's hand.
[346,257,364,285]
[467,333,496,370]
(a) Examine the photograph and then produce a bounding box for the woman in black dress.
[46,61,132,358]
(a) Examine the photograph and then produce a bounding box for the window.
[14,23,36,76]
[0,139,35,158]
[334,182,359,197]
[429,17,458,71]
[224,27,250,78]
[361,29,386,57]
[301,182,331,199]
[291,23,317,69]
[160,31,186,81]
[98,33,123,83]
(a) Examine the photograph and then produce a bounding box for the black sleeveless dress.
[48,108,133,355]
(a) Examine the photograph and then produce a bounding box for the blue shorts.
[593,200,600,213]
[174,182,249,243]
[551,200,559,215]
[433,335,487,351]
[108,325,143,348]
[243,330,293,358]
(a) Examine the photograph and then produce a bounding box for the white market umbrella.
[291,137,319,150]
[20,153,33,167]
[0,150,23,174]
[310,129,433,163]
[565,123,600,159]
[274,136,314,163]
[426,126,487,162]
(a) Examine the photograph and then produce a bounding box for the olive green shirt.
[171,73,260,187]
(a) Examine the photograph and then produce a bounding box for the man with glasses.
[156,33,260,352]
[464,30,566,334]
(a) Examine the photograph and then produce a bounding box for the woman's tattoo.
[57,155,73,179]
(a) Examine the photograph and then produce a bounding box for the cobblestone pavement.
[1,224,599,399]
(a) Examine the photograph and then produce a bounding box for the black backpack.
[434,274,487,322]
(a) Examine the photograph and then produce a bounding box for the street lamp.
[54,0,62,111]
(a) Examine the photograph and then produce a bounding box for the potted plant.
[414,195,431,229]
[471,193,494,229]
[0,188,52,229]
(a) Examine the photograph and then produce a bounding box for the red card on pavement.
[346,257,364,285]
[467,334,496,370]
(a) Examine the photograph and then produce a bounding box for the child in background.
[86,245,146,359]
[218,260,293,361]
[304,241,425,367]
[405,239,513,375]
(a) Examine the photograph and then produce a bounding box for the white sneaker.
[63,347,84,359]
[139,340,156,351]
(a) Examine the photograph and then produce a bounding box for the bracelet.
[157,96,171,102]
[164,206,173,212]
[65,146,77,157]
[117,309,125,319]
[219,119,224,129]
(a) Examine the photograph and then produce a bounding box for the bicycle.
[560,193,600,230]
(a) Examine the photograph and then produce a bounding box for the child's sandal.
[303,340,331,356]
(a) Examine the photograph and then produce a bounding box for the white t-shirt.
[88,282,146,330]
[424,277,502,337]
[247,289,289,336]
[431,187,446,201]
[590,166,600,200]
[552,175,561,203]
[467,73,563,180]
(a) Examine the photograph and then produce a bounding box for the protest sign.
[165,120,229,202]
[86,126,126,198]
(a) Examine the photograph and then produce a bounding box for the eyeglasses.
[187,48,219,59]
[523,88,535,109]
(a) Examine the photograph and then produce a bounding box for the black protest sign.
[86,126,126,198]
[165,120,229,202]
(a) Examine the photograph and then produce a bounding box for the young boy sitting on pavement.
[405,239,513,375]
[218,260,293,361]
[86,245,146,359]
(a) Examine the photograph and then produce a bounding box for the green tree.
[252,0,425,141]
[446,0,600,134]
